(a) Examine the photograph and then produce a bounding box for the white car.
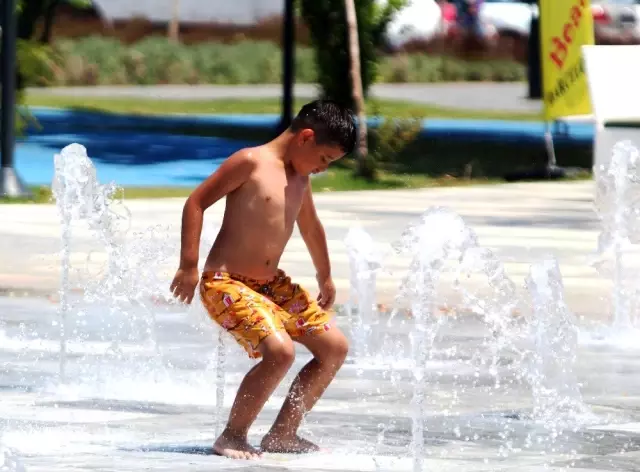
[478,0,640,43]
[380,0,445,50]
[478,0,538,37]
[591,0,640,43]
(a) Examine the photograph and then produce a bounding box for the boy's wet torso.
[204,148,309,280]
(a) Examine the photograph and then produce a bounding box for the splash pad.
[1,142,640,471]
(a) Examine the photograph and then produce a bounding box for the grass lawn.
[0,168,509,204]
[25,95,543,122]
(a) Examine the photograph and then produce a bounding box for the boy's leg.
[261,327,349,453]
[215,330,295,460]
[200,272,297,460]
[256,272,348,453]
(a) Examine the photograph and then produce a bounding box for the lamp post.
[527,2,542,99]
[1,0,31,198]
[276,0,295,134]
[527,9,542,100]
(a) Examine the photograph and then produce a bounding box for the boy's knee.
[262,338,296,369]
[319,331,349,365]
[332,335,349,362]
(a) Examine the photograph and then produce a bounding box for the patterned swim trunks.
[199,270,333,359]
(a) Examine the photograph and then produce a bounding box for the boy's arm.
[171,150,256,303]
[297,185,335,308]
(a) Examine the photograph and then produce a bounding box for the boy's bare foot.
[260,433,320,454]
[213,431,262,460]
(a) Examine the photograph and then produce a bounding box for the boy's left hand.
[317,275,336,310]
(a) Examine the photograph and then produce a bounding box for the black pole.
[1,0,31,198]
[276,0,295,135]
[527,9,542,99]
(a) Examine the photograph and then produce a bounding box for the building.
[91,0,285,26]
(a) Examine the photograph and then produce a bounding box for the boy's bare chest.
[244,175,307,220]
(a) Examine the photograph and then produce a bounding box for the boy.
[170,100,356,460]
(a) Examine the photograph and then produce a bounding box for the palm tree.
[344,0,370,178]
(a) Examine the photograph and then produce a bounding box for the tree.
[40,0,61,43]
[299,0,404,109]
[14,0,71,133]
[344,0,370,178]
[167,0,181,42]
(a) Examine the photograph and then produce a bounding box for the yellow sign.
[540,0,595,120]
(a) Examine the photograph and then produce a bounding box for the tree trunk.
[40,0,61,43]
[343,0,370,178]
[167,0,180,42]
[17,0,47,40]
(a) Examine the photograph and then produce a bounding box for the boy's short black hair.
[291,100,357,155]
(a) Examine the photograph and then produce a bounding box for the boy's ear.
[299,128,315,144]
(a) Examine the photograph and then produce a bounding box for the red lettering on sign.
[550,38,568,69]
[563,23,575,43]
[548,0,589,70]
[570,5,582,25]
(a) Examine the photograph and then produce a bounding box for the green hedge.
[27,36,526,87]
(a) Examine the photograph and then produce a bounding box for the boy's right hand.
[170,267,200,304]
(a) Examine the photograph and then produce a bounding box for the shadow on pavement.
[123,443,214,456]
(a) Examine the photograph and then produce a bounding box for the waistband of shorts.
[201,269,284,285]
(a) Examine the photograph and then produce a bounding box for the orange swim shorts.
[199,270,333,359]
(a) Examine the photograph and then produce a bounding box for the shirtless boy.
[170,100,356,460]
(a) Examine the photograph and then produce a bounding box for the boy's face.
[291,129,346,176]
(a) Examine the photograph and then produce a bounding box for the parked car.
[592,0,640,44]
[380,0,445,50]
[476,0,640,44]
[478,0,536,38]
[474,0,536,60]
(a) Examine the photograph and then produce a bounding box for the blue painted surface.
[16,108,596,187]
[18,130,256,187]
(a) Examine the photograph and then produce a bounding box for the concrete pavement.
[5,179,640,472]
[27,82,543,113]
[0,179,619,321]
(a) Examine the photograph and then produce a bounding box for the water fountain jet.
[52,144,176,382]
[590,140,640,342]
[52,143,107,382]
[393,207,478,471]
[345,226,382,359]
[593,140,640,328]
[524,257,591,427]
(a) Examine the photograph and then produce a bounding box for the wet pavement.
[1,293,640,472]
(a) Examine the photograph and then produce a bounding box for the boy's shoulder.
[232,145,261,161]
[234,143,284,166]
[220,147,264,175]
